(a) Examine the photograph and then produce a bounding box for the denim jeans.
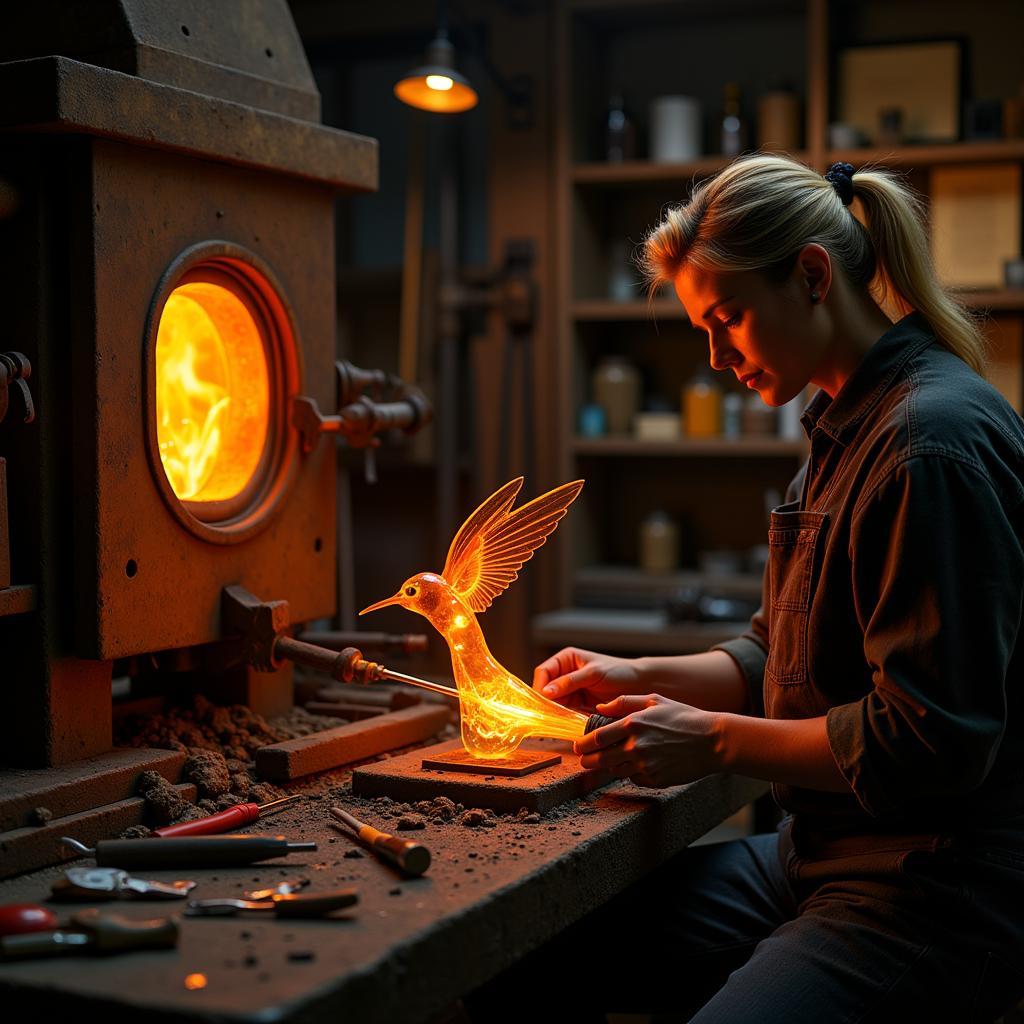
[461,816,1024,1023]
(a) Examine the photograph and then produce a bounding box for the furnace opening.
[145,247,301,543]
[156,279,271,503]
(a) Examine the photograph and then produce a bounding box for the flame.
[155,281,270,502]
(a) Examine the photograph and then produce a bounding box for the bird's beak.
[359,593,402,616]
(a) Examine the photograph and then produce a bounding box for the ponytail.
[640,153,989,376]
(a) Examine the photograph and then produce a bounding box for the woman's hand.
[532,647,644,712]
[572,693,722,788]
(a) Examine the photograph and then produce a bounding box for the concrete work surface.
[0,738,768,1024]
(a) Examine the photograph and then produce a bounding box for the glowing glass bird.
[360,477,590,759]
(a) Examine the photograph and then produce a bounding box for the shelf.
[531,607,748,654]
[577,564,763,597]
[570,291,1024,323]
[827,140,1024,170]
[572,141,1024,190]
[572,437,806,457]
[0,584,36,618]
[955,289,1024,312]
[572,154,811,187]
[571,298,684,320]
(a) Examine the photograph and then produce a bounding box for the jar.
[757,89,800,151]
[640,510,679,574]
[683,370,722,437]
[741,392,778,437]
[592,356,641,435]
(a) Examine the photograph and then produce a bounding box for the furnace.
[0,1,446,850]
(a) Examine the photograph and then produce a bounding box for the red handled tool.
[0,904,59,937]
[153,794,300,838]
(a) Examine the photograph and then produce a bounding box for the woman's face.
[673,256,827,407]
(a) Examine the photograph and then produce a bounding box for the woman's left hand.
[572,693,721,788]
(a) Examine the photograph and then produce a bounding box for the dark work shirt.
[714,310,1024,839]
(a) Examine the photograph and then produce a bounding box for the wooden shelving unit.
[572,437,808,457]
[534,0,1024,657]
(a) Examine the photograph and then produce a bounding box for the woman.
[462,155,1024,1022]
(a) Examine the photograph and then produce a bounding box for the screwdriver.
[153,794,301,837]
[1,907,178,960]
[62,835,316,869]
[329,806,431,877]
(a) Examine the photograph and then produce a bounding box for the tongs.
[51,867,196,901]
[185,889,359,919]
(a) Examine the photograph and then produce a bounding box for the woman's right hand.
[532,647,644,712]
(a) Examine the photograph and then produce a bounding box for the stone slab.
[0,748,186,832]
[352,738,613,812]
[0,783,196,879]
[420,746,561,777]
[255,704,451,782]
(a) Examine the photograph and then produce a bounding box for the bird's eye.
[405,586,418,597]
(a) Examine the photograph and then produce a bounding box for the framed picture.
[835,38,965,145]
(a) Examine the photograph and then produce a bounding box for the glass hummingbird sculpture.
[360,476,589,759]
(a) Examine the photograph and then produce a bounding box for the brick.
[0,747,186,832]
[0,782,196,879]
[255,704,451,782]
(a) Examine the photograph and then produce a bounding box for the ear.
[796,243,832,302]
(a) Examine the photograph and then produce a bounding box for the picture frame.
[835,38,966,145]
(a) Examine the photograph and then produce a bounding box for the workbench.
[0,739,767,1024]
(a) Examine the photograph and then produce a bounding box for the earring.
[810,290,820,304]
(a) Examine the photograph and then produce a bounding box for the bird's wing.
[441,477,585,613]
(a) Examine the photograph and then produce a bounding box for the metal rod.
[377,667,460,700]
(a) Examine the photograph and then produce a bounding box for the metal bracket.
[0,351,35,426]
[221,584,384,683]
[221,585,291,672]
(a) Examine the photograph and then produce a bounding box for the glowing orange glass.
[361,478,589,758]
[155,281,270,503]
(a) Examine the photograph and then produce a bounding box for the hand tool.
[62,834,317,869]
[1,907,178,960]
[329,806,431,877]
[153,794,301,837]
[185,889,358,918]
[243,877,310,900]
[320,652,609,735]
[0,903,59,937]
[51,867,196,901]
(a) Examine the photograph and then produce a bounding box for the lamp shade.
[394,34,478,113]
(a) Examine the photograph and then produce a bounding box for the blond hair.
[639,152,988,375]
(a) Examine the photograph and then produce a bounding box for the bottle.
[605,94,636,162]
[683,369,722,438]
[741,392,778,437]
[722,392,743,439]
[592,356,641,435]
[720,82,747,157]
[640,510,679,574]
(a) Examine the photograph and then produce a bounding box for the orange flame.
[155,281,270,502]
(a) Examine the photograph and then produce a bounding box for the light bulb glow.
[426,74,454,92]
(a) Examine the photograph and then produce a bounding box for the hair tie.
[824,161,855,206]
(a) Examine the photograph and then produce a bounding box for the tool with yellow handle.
[329,806,431,877]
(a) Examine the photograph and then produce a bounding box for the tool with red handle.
[153,794,300,838]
